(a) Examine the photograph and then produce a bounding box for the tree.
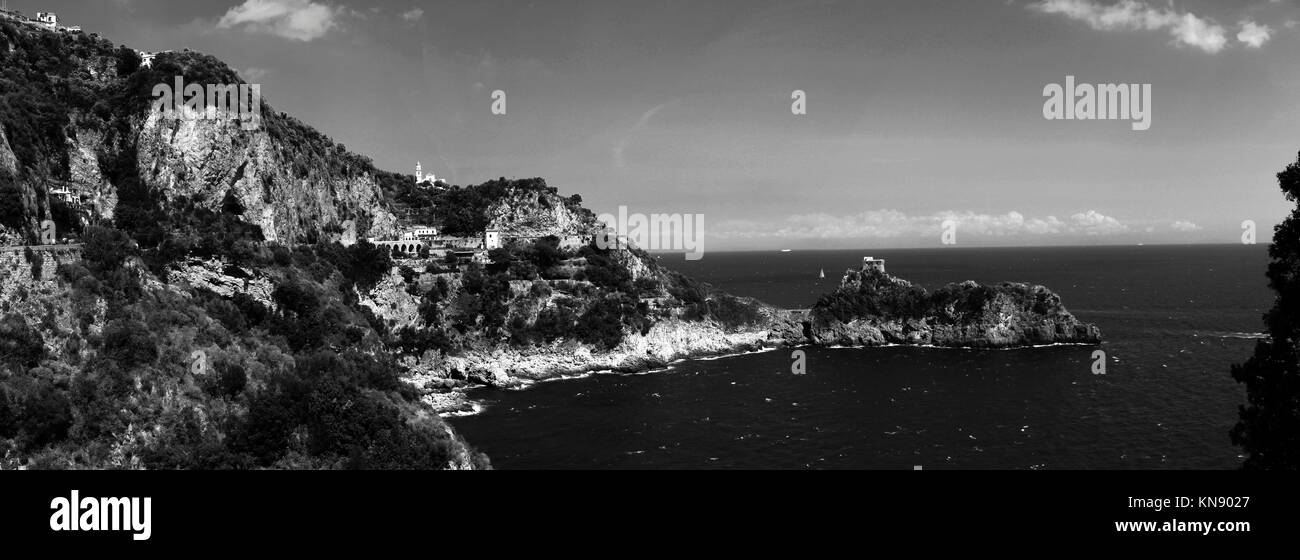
[221,189,246,215]
[0,314,45,369]
[0,174,24,231]
[1231,152,1300,469]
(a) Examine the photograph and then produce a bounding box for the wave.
[1197,332,1267,340]
[440,401,487,418]
[823,342,1097,351]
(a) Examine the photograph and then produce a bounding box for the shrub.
[100,319,157,368]
[0,315,46,369]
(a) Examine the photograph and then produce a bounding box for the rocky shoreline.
[414,267,1104,416]
[410,318,777,414]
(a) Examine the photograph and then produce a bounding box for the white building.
[862,257,886,274]
[34,11,55,29]
[415,162,436,186]
[49,186,76,204]
[485,230,502,250]
[401,225,439,240]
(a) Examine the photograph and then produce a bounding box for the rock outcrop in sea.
[782,265,1102,348]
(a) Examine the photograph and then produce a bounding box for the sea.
[448,245,1270,469]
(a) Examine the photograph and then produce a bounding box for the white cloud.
[217,0,341,42]
[1028,0,1229,53]
[1171,220,1202,232]
[1069,210,1129,235]
[402,8,425,23]
[1237,21,1272,48]
[712,210,1130,240]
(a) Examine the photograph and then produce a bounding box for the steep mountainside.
[0,21,395,250]
[0,21,479,469]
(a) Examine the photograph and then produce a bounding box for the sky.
[10,0,1300,250]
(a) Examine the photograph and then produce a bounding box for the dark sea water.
[449,245,1270,469]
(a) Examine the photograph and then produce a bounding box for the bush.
[0,174,25,231]
[708,294,763,330]
[0,314,45,370]
[1,375,73,451]
[82,226,136,272]
[576,298,626,350]
[216,363,247,398]
[100,319,157,368]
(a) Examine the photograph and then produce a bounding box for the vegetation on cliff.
[1,226,490,469]
[0,22,492,469]
[1231,152,1300,470]
[804,267,1101,348]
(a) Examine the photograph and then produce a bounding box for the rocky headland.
[405,262,1102,415]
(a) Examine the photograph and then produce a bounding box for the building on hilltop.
[862,256,886,274]
[415,162,437,186]
[415,161,448,189]
[0,9,81,32]
[34,11,55,28]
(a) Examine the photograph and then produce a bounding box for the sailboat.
[819,269,825,279]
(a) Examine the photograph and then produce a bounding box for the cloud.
[1028,0,1229,53]
[402,8,425,23]
[1237,21,1272,48]
[712,210,1130,240]
[217,0,341,42]
[1069,210,1129,235]
[1170,220,1202,232]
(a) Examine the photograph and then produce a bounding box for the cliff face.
[788,267,1102,348]
[0,22,397,246]
[0,23,488,470]
[485,188,595,238]
[135,109,397,243]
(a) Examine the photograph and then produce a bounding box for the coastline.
[415,311,1103,416]
[413,318,779,415]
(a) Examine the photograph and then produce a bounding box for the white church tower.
[416,161,436,186]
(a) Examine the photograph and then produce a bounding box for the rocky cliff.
[782,267,1102,348]
[0,22,396,247]
[485,188,595,239]
[135,107,398,244]
[0,22,484,470]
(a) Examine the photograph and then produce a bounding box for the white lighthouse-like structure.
[416,162,436,186]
